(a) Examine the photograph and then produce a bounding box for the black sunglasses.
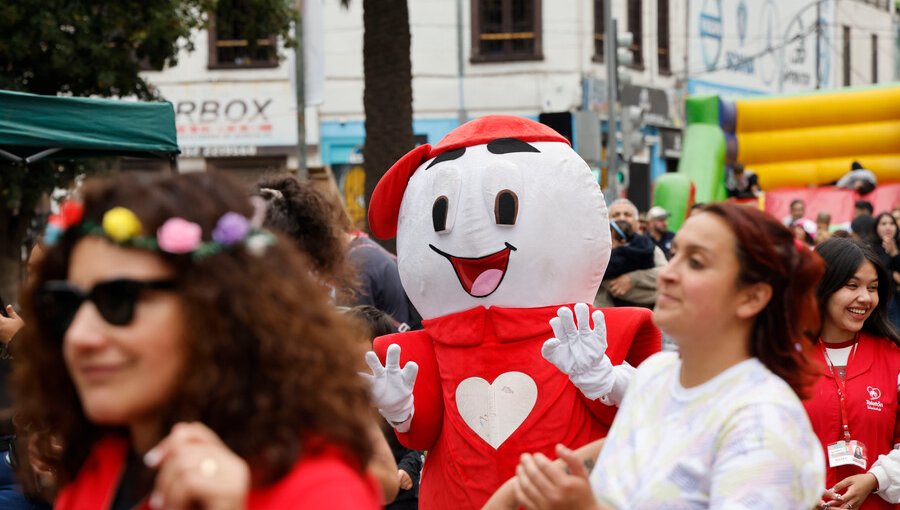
[35,278,177,339]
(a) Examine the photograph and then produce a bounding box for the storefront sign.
[620,85,671,126]
[156,81,298,156]
[659,128,683,158]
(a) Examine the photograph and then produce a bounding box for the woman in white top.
[486,203,827,509]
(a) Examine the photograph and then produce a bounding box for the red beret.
[368,115,570,239]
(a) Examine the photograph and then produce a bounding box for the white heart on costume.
[455,371,538,449]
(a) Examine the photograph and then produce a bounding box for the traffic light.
[621,104,645,162]
[607,27,640,190]
[615,32,634,89]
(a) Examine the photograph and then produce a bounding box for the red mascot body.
[366,116,660,509]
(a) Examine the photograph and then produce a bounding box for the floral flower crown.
[43,198,276,260]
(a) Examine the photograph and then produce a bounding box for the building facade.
[138,1,896,206]
[140,7,302,184]
[317,0,895,210]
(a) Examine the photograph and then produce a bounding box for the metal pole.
[456,0,467,125]
[294,0,308,177]
[605,0,617,188]
[684,0,690,91]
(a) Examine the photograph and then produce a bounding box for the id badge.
[827,440,868,469]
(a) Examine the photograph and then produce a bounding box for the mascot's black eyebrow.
[426,147,466,169]
[487,138,540,154]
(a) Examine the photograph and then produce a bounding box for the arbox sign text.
[156,81,298,152]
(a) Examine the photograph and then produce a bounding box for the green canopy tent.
[0,89,180,307]
[0,89,179,166]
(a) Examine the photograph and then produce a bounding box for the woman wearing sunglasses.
[12,173,380,509]
[804,238,900,510]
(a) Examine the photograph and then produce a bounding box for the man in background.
[854,199,874,218]
[646,206,675,259]
[598,199,666,308]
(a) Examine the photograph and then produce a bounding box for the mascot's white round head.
[369,115,611,320]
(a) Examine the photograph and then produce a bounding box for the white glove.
[362,344,418,431]
[600,362,635,407]
[542,303,618,401]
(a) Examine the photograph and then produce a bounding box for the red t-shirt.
[804,333,900,510]
[54,436,381,510]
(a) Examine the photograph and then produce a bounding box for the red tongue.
[449,247,511,297]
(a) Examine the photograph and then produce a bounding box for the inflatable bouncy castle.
[655,84,900,230]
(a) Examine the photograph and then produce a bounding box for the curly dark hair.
[702,203,825,399]
[13,172,373,490]
[253,175,355,291]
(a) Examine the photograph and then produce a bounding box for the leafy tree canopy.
[0,0,297,207]
[0,0,296,100]
[0,0,297,299]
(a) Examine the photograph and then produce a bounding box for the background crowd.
[0,169,896,510]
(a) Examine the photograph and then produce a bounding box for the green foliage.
[0,0,296,99]
[0,0,296,213]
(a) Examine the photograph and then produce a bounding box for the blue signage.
[699,0,723,71]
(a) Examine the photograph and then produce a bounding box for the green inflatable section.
[686,94,720,125]
[680,124,726,205]
[653,95,726,230]
[654,173,693,231]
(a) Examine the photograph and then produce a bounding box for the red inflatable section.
[764,184,900,227]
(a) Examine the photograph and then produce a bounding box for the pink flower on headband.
[212,212,250,246]
[157,218,202,254]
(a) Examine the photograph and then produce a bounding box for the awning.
[0,89,179,164]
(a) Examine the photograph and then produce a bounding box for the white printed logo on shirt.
[866,386,883,412]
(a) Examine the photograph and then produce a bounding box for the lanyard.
[820,339,859,441]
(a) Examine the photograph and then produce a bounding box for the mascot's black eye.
[433,195,449,232]
[494,190,518,226]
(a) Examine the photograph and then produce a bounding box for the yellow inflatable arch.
[734,84,900,189]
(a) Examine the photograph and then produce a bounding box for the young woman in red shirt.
[806,238,900,509]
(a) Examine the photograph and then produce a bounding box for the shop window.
[593,0,604,62]
[208,0,278,69]
[657,0,670,74]
[627,0,644,69]
[471,0,542,62]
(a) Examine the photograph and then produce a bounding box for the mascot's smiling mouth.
[428,243,517,298]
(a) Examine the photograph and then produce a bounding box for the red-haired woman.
[13,173,380,509]
[486,203,826,509]
[805,238,900,509]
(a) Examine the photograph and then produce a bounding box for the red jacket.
[374,304,661,510]
[803,332,900,510]
[53,436,381,510]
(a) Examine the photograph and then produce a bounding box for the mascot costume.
[363,116,661,509]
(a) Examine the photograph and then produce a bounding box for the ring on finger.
[199,457,218,478]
